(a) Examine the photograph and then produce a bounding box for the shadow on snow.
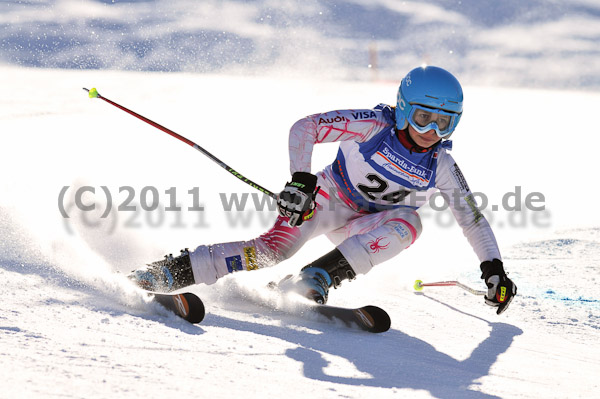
[202,303,522,399]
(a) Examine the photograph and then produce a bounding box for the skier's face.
[407,125,442,148]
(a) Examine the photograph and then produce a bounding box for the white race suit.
[188,104,501,285]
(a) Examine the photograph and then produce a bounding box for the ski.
[303,303,391,333]
[265,276,391,333]
[150,292,205,324]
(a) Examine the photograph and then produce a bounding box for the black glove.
[277,172,319,227]
[480,259,517,315]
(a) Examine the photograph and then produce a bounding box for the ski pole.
[413,280,486,296]
[83,87,277,199]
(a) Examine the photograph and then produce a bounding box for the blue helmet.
[395,66,463,138]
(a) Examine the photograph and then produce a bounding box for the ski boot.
[284,249,357,304]
[129,249,195,292]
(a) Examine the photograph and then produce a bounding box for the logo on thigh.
[368,236,389,253]
[393,223,410,239]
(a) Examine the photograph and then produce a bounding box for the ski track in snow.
[1,61,600,398]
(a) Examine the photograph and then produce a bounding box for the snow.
[1,65,599,399]
[2,0,600,89]
[2,1,600,398]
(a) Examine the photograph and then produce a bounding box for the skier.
[130,65,517,315]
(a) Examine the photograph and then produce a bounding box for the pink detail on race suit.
[336,190,372,214]
[317,189,330,200]
[316,117,388,143]
[315,111,386,143]
[367,236,390,253]
[259,218,301,255]
[388,218,417,245]
[317,125,368,143]
[313,188,328,212]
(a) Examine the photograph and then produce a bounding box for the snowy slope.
[1,65,600,399]
[2,0,600,397]
[1,0,600,89]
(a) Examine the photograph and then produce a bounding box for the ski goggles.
[407,105,460,138]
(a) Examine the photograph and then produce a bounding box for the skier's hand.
[277,172,319,227]
[480,259,517,315]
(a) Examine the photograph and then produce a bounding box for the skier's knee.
[336,212,422,276]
